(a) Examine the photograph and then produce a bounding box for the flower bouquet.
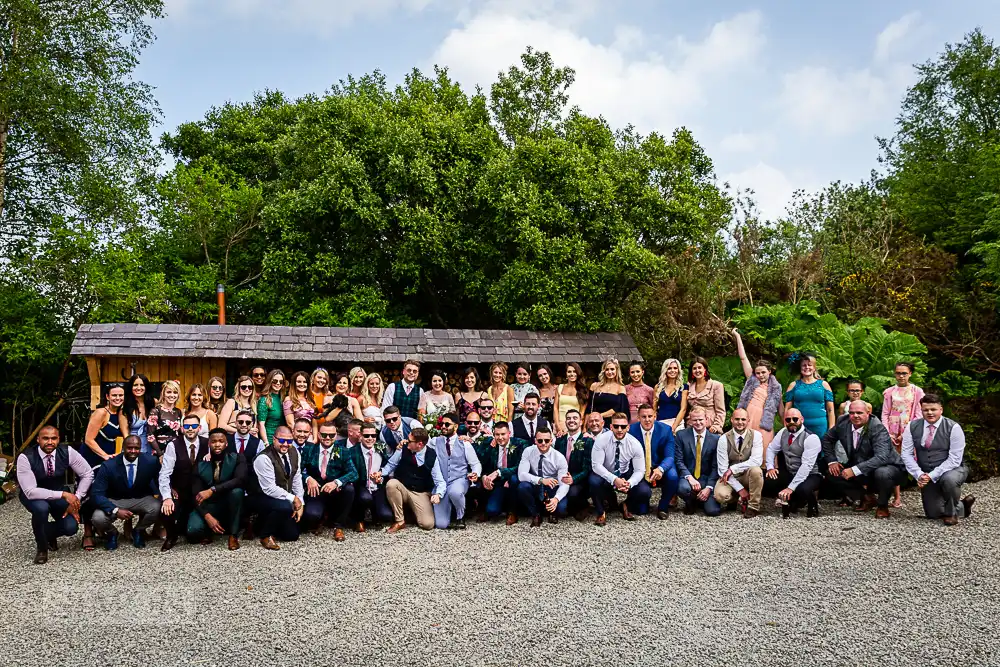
[422,406,448,438]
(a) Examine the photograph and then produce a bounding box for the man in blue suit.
[674,407,721,516]
[90,435,161,549]
[629,404,678,519]
[380,406,411,457]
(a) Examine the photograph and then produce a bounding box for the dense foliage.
[0,6,997,476]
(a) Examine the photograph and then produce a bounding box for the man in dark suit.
[629,404,678,518]
[512,393,549,441]
[189,428,247,550]
[822,401,906,518]
[674,407,721,516]
[380,406,411,456]
[554,410,594,520]
[301,422,358,541]
[90,435,160,550]
[157,414,209,551]
[347,422,393,530]
[226,409,264,539]
[477,422,526,525]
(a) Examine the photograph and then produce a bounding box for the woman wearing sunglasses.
[219,375,258,435]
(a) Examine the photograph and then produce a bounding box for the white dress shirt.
[766,428,822,490]
[900,418,966,481]
[359,444,382,492]
[380,446,447,497]
[716,429,763,493]
[590,431,644,487]
[381,381,424,410]
[518,445,570,501]
[254,451,305,502]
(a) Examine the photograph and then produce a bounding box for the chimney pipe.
[217,284,226,325]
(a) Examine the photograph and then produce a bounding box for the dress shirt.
[900,419,966,482]
[16,447,94,501]
[254,452,305,502]
[716,430,763,493]
[765,429,822,490]
[157,438,202,499]
[849,426,864,477]
[480,419,495,436]
[233,433,251,454]
[380,446,447,497]
[360,444,382,492]
[520,415,539,438]
[434,435,483,479]
[590,430,644,487]
[518,446,570,501]
[381,381,424,410]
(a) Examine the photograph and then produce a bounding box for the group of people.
[16,348,976,564]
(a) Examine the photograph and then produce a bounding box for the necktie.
[924,424,936,449]
[394,430,403,446]
[788,433,794,447]
[45,455,54,477]
[613,441,621,476]
[189,443,196,461]
[643,431,652,482]
[404,383,411,396]
[500,442,507,468]
[213,461,221,482]
[320,447,329,480]
[537,453,545,478]
[738,434,744,451]
[446,437,452,457]
[238,437,246,454]
[529,421,535,439]
[367,449,374,491]
[282,454,291,478]
[694,433,703,479]
[127,462,135,488]
[853,430,860,451]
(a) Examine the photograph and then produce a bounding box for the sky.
[142,0,1000,220]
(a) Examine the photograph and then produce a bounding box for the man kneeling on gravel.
[713,409,764,518]
[372,427,446,533]
[900,394,976,526]
[765,408,822,518]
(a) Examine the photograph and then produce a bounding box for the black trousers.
[303,484,355,529]
[351,481,393,524]
[828,465,905,508]
[566,481,590,513]
[164,496,195,541]
[251,496,300,541]
[764,467,822,511]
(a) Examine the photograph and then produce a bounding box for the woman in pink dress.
[732,329,782,446]
[882,361,924,508]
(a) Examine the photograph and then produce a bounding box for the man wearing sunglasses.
[430,413,482,530]
[379,406,411,456]
[380,359,424,420]
[766,408,822,518]
[589,413,650,526]
[475,400,496,436]
[301,422,357,541]
[821,400,904,518]
[226,410,265,539]
[347,423,394,530]
[158,414,210,551]
[252,425,305,549]
[476,421,526,525]
[517,426,570,526]
[674,407,721,517]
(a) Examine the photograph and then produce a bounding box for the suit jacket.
[478,437,528,482]
[192,452,247,502]
[821,414,902,475]
[300,442,358,487]
[628,422,676,474]
[226,432,263,458]
[554,433,594,485]
[347,443,385,488]
[92,453,161,514]
[512,415,549,442]
[674,428,720,488]
[379,421,411,456]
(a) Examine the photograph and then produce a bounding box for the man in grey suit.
[674,407,721,516]
[821,401,905,518]
[900,393,976,526]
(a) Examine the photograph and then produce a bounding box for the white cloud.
[723,162,804,221]
[875,11,921,63]
[718,131,775,155]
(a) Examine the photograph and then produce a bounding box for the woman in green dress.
[256,368,287,445]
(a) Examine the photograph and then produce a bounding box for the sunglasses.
[386,416,400,423]
[537,439,552,444]
[318,433,336,440]
[611,424,628,430]
[252,373,266,378]
[784,417,801,423]
[276,438,294,445]
[240,384,253,390]
[466,420,481,425]
[211,385,224,391]
[442,422,456,429]
[272,379,284,385]
[361,433,377,439]
[182,423,200,430]
[236,420,253,426]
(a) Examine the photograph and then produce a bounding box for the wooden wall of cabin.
[89,356,227,408]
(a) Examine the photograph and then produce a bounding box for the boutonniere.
[505,441,518,454]
[331,448,341,460]
[374,440,386,454]
[573,440,585,452]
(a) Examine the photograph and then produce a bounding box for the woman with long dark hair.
[454,366,487,424]
[554,363,589,435]
[207,376,226,415]
[124,374,155,455]
[681,357,726,434]
[535,364,558,424]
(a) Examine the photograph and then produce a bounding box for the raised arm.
[733,329,752,378]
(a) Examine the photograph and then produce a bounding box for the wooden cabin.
[70,324,644,406]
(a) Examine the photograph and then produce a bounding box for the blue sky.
[143,0,1000,219]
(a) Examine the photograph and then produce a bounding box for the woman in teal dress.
[256,368,287,445]
[783,353,835,437]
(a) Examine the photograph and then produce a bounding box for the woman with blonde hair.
[348,366,367,399]
[486,361,515,423]
[586,358,629,428]
[653,358,688,429]
[185,383,218,433]
[256,369,286,445]
[219,375,257,434]
[207,376,226,415]
[360,372,386,428]
[283,371,316,430]
[147,380,183,454]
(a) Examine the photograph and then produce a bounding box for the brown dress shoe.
[228,535,240,550]
[530,515,542,527]
[743,508,759,519]
[962,495,976,518]
[333,528,346,542]
[161,536,177,552]
[875,507,890,519]
[34,550,48,565]
[354,522,366,533]
[594,513,607,526]
[476,512,489,523]
[505,513,518,526]
[621,505,636,521]
[656,510,669,520]
[855,495,877,512]
[942,515,959,526]
[387,522,406,534]
[260,537,280,550]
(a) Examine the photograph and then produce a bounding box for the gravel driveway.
[1,480,997,667]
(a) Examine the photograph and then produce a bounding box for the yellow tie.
[694,432,702,479]
[643,430,652,482]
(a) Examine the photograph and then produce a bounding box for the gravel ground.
[1,480,997,667]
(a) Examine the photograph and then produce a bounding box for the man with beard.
[766,408,822,518]
[189,428,247,549]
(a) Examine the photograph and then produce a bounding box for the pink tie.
[320,448,329,480]
[924,424,936,449]
[45,455,54,477]
[853,430,860,449]
[367,450,374,490]
[500,444,507,468]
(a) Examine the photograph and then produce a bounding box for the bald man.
[766,408,822,518]
[714,409,764,518]
[821,401,905,518]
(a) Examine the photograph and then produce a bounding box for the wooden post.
[86,357,102,409]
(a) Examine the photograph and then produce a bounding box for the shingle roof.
[70,324,643,364]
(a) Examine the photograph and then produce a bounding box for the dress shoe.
[574,509,590,522]
[856,495,877,512]
[530,515,542,528]
[683,502,696,516]
[228,535,240,551]
[656,510,669,520]
[942,515,959,526]
[260,536,280,550]
[132,530,147,549]
[505,513,518,526]
[547,514,558,524]
[837,497,853,508]
[34,550,48,565]
[122,518,133,542]
[806,503,819,518]
[594,513,607,527]
[744,508,759,519]
[962,495,976,518]
[333,528,345,542]
[387,522,406,534]
[311,525,324,536]
[453,518,466,529]
[354,522,366,533]
[780,504,791,519]
[621,505,636,521]
[875,507,891,519]
[47,536,59,551]
[161,535,177,552]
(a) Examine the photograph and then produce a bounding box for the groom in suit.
[674,407,721,516]
[628,404,677,518]
[822,401,905,518]
[90,435,161,549]
[512,394,549,441]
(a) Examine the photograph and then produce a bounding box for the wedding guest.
[625,361,654,423]
[124,373,154,455]
[219,375,257,434]
[250,366,268,400]
[418,370,456,420]
[486,362,515,423]
[681,357,725,434]
[587,358,629,428]
[733,329,783,446]
[256,369,287,446]
[324,372,363,426]
[883,362,925,505]
[839,379,873,416]
[185,383,218,433]
[348,366,367,399]
[148,380,183,455]
[381,359,424,420]
[207,376,226,415]
[783,353,835,437]
[455,366,487,424]
[84,384,129,466]
[554,363,589,436]
[283,371,316,434]
[653,359,688,429]
[511,363,539,419]
[360,372,386,429]
[535,364,558,425]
